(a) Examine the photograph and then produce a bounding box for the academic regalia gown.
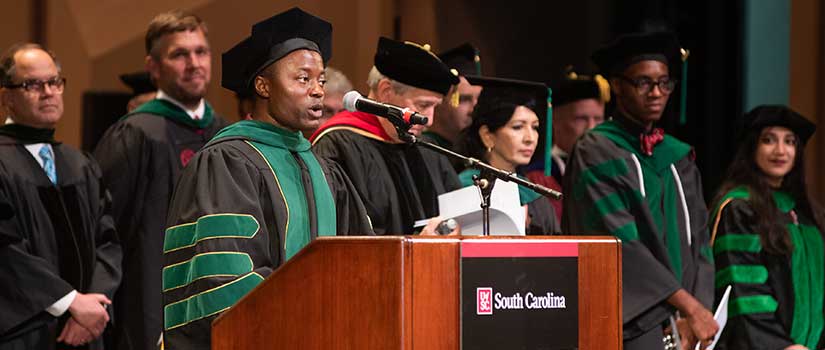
[561,115,714,344]
[0,125,122,349]
[311,111,462,235]
[92,99,229,350]
[161,120,371,350]
[711,188,825,350]
[458,169,559,235]
[526,154,566,222]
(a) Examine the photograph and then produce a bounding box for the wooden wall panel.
[790,0,824,203]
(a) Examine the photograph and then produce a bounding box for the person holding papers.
[453,76,558,235]
[710,105,824,350]
[310,37,462,235]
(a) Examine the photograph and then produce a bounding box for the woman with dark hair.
[711,105,823,350]
[454,77,558,235]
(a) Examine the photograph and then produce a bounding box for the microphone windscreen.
[343,90,362,112]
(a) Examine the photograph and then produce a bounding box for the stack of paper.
[432,180,525,236]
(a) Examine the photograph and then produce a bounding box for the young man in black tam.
[562,31,718,350]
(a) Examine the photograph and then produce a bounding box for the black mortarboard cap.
[467,76,551,173]
[591,31,681,77]
[467,76,548,123]
[119,71,155,96]
[552,68,611,107]
[374,37,459,96]
[744,105,816,145]
[438,43,481,76]
[221,7,332,94]
[221,37,257,95]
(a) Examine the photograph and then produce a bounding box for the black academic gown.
[312,112,462,235]
[0,132,122,350]
[712,188,825,350]
[162,121,372,350]
[92,104,228,350]
[562,117,714,346]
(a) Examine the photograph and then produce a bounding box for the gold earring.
[486,145,493,153]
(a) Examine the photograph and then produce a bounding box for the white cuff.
[46,290,77,317]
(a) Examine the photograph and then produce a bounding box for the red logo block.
[476,287,493,315]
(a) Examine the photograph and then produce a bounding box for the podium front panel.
[212,236,620,350]
[460,240,579,349]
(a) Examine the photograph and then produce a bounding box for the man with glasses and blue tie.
[562,32,718,350]
[0,43,122,349]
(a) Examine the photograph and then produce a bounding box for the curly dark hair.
[712,126,822,255]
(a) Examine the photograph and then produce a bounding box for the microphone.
[342,90,429,126]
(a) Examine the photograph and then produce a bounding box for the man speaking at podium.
[161,8,371,350]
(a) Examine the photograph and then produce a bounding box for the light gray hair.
[323,67,353,95]
[366,66,413,95]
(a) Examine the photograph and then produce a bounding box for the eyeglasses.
[4,77,66,93]
[618,76,676,95]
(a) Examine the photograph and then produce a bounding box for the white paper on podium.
[417,181,524,235]
[695,285,732,350]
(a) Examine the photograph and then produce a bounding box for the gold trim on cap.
[404,40,441,60]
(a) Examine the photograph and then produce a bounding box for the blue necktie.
[38,145,57,184]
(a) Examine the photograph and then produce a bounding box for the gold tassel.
[594,74,611,104]
[449,69,460,107]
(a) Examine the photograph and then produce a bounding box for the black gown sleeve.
[0,175,73,335]
[713,199,795,350]
[162,142,279,350]
[562,133,681,337]
[420,146,462,192]
[527,196,560,235]
[675,156,715,310]
[86,158,122,299]
[92,122,145,249]
[313,132,394,234]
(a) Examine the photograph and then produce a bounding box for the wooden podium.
[212,236,621,350]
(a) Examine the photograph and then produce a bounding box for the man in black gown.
[562,32,717,349]
[161,8,372,349]
[92,11,229,350]
[311,37,462,235]
[0,43,121,349]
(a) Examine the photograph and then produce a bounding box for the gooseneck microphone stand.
[386,114,562,236]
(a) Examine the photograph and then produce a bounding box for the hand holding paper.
[694,285,731,350]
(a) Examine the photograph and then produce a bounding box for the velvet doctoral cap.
[438,42,481,76]
[222,7,332,94]
[374,37,459,96]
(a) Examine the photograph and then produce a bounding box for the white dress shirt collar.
[156,89,205,120]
